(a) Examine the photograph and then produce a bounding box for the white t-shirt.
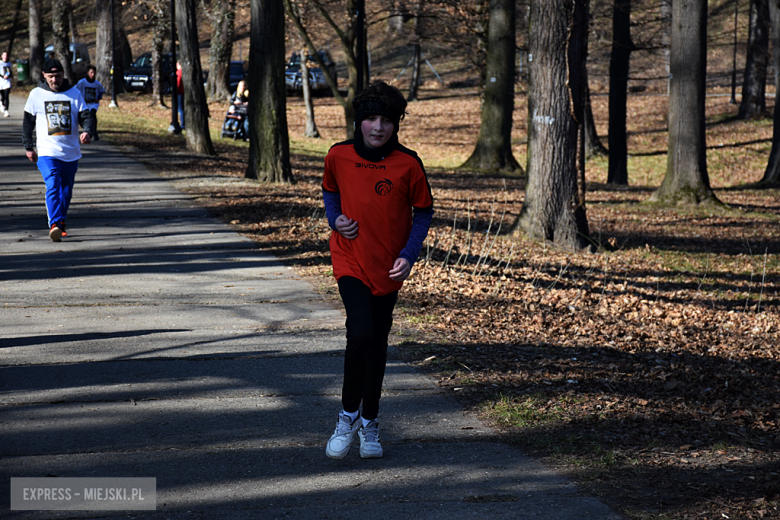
[0,61,12,90]
[75,78,105,111]
[24,85,87,162]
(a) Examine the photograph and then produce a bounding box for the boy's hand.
[335,214,358,239]
[389,258,411,281]
[80,132,92,144]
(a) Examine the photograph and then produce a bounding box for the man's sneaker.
[358,419,383,458]
[326,412,361,460]
[49,224,62,242]
[58,222,67,237]
[3,110,9,118]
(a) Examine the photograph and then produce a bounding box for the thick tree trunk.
[649,0,717,205]
[246,0,293,183]
[301,47,320,138]
[738,0,769,119]
[760,0,780,185]
[515,0,591,252]
[460,0,522,174]
[52,0,74,82]
[29,0,45,82]
[176,0,216,155]
[206,0,235,102]
[95,0,112,93]
[607,0,632,185]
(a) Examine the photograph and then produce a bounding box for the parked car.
[124,52,175,94]
[285,50,336,95]
[205,61,246,93]
[44,43,91,81]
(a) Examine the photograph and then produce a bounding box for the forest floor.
[99,86,780,519]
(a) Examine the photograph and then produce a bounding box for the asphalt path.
[0,92,623,519]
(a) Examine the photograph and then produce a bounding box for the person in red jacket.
[322,81,434,459]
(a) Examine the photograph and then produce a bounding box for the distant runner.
[75,65,105,140]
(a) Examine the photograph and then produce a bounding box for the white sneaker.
[358,419,383,458]
[3,110,8,117]
[326,412,361,460]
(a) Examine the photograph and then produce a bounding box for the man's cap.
[42,58,64,74]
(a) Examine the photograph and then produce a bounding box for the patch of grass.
[486,394,562,428]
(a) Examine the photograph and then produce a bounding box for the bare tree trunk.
[583,76,607,158]
[648,0,717,205]
[95,0,112,93]
[246,0,293,183]
[29,0,44,83]
[176,0,215,155]
[460,0,522,174]
[5,0,24,57]
[284,0,358,138]
[52,0,74,82]
[607,0,631,185]
[68,8,79,43]
[206,0,236,101]
[760,0,780,186]
[407,0,423,102]
[738,0,769,119]
[301,46,320,138]
[114,3,131,94]
[150,0,169,107]
[514,0,592,252]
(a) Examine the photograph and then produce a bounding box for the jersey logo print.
[355,162,386,170]
[375,179,393,196]
[44,101,72,136]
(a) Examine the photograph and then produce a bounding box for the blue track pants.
[38,157,78,227]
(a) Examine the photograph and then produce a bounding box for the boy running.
[322,81,434,459]
[75,65,105,140]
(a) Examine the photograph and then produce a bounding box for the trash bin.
[16,59,29,84]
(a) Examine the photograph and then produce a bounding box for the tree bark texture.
[460,0,522,174]
[516,0,591,252]
[95,0,112,93]
[29,0,44,83]
[175,0,216,155]
[738,0,769,119]
[246,0,293,183]
[649,0,717,205]
[206,0,236,102]
[760,0,780,185]
[607,0,631,185]
[52,0,74,82]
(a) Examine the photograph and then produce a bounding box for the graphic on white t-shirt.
[45,101,72,136]
[82,86,98,103]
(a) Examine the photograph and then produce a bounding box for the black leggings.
[337,276,398,421]
[0,89,9,111]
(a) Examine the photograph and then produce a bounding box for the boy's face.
[360,115,394,149]
[1,53,7,62]
[87,68,96,81]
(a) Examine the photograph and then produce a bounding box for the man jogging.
[22,58,96,242]
[75,65,105,140]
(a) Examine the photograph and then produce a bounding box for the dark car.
[124,52,174,94]
[285,50,337,95]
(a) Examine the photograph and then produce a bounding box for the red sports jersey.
[323,142,433,296]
